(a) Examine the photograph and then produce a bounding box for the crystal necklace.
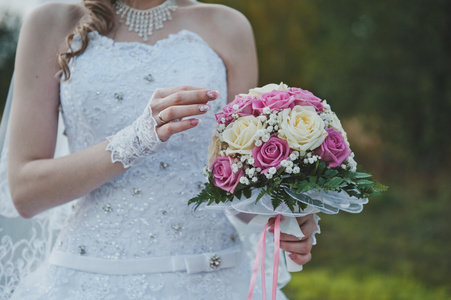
[115,0,178,42]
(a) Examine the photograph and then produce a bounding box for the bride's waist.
[57,208,240,260]
[48,245,243,275]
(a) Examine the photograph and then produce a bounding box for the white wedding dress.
[7,30,289,299]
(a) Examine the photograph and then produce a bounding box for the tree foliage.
[203,0,451,171]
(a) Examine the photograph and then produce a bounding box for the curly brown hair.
[58,0,116,80]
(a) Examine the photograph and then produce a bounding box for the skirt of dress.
[10,258,288,300]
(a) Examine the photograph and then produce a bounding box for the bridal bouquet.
[189,83,387,299]
[190,83,386,212]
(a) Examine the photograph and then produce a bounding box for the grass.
[283,268,450,300]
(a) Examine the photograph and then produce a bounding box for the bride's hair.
[58,0,116,80]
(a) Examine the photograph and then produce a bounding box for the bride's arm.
[8,3,215,219]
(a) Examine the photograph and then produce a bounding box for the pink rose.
[215,95,255,124]
[252,136,292,173]
[288,88,324,112]
[210,156,243,193]
[252,90,296,115]
[315,128,351,168]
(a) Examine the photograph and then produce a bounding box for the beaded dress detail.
[8,30,288,299]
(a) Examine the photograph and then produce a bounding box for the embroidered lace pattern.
[106,104,165,168]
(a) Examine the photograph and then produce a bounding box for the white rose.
[278,106,328,151]
[222,116,263,155]
[327,110,348,142]
[247,82,289,98]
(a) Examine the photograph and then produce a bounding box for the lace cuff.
[106,106,165,168]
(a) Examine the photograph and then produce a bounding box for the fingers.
[296,213,314,227]
[288,252,312,266]
[154,86,202,98]
[157,104,211,126]
[267,214,317,241]
[281,235,313,266]
[268,228,303,242]
[156,119,200,142]
[297,215,317,241]
[266,215,317,266]
[279,235,313,255]
[151,87,219,128]
[165,89,219,106]
[154,86,219,107]
[267,217,275,227]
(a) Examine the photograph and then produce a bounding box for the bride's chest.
[59,31,227,149]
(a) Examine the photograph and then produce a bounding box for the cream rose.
[222,116,263,155]
[278,106,328,151]
[247,82,289,98]
[207,134,221,168]
[327,110,349,143]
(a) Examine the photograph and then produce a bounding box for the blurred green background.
[1,0,450,299]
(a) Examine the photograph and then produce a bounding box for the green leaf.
[243,188,252,199]
[271,196,283,210]
[324,168,338,177]
[326,177,345,187]
[353,172,373,179]
[356,179,375,185]
[255,188,267,203]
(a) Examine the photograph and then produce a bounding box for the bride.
[2,0,317,298]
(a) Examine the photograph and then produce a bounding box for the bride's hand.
[150,86,219,142]
[268,214,317,266]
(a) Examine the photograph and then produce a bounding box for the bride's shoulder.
[188,2,248,20]
[187,2,253,34]
[20,2,86,50]
[182,2,255,56]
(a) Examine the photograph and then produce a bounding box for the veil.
[0,75,74,299]
[0,0,78,298]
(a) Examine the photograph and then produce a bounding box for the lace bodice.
[57,30,238,260]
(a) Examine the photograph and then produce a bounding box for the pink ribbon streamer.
[248,214,281,300]
[272,215,281,299]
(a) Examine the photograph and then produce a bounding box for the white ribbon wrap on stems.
[203,188,368,217]
[202,187,368,272]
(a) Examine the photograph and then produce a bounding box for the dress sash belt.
[48,247,241,275]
